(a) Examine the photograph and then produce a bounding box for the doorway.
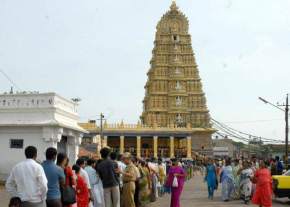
[57,136,68,154]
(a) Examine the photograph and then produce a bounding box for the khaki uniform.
[158,165,166,184]
[122,163,137,207]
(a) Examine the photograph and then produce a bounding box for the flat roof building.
[0,92,86,180]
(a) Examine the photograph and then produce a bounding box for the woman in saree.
[205,159,217,200]
[138,160,151,207]
[220,159,235,201]
[158,160,166,196]
[232,159,241,199]
[72,165,89,207]
[240,161,253,205]
[165,158,186,207]
[252,160,272,207]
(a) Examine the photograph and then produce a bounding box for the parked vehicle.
[272,170,290,198]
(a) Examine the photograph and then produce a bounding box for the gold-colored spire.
[170,0,178,10]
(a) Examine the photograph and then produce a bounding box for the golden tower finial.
[170,0,178,10]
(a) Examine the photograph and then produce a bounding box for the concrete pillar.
[120,135,125,154]
[187,136,192,158]
[153,136,158,158]
[170,136,175,158]
[67,135,82,165]
[137,136,141,158]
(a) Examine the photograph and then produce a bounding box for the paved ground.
[149,174,290,207]
[1,174,289,207]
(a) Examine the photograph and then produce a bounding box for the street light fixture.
[258,97,285,112]
[258,94,289,167]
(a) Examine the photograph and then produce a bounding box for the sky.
[0,0,290,143]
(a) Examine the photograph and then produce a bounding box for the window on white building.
[10,139,24,149]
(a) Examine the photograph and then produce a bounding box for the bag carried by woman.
[172,176,179,188]
[62,170,76,205]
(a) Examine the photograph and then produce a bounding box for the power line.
[212,120,247,140]
[214,125,283,144]
[223,118,283,124]
[212,120,251,142]
[213,118,268,141]
[0,68,21,91]
[211,118,284,144]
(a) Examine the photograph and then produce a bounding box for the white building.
[0,92,87,180]
[213,147,229,157]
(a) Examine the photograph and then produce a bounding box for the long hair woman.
[165,158,186,207]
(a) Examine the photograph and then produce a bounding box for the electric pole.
[284,94,289,165]
[259,94,289,167]
[278,94,289,166]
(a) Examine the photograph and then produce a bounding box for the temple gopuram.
[80,1,216,158]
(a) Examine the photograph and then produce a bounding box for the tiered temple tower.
[80,1,215,157]
[141,2,211,129]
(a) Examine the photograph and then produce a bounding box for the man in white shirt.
[6,146,48,207]
[117,155,126,187]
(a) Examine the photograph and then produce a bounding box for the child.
[72,165,89,207]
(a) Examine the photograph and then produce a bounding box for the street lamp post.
[259,95,289,167]
[100,113,105,140]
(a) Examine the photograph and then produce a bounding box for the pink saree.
[165,166,186,207]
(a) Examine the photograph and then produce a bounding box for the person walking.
[220,159,235,202]
[204,159,217,200]
[165,158,186,207]
[240,161,253,205]
[232,160,241,199]
[252,160,272,207]
[97,147,120,207]
[42,147,65,207]
[120,153,137,207]
[6,146,48,207]
[73,165,90,207]
[85,159,105,207]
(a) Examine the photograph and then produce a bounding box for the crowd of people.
[5,146,194,207]
[204,156,285,207]
[7,144,285,207]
